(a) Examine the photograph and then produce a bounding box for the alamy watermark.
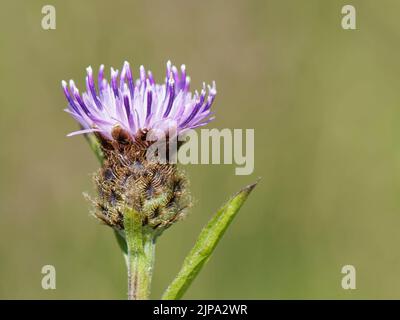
[341,5,356,30]
[144,125,255,175]
[341,265,356,290]
[41,265,56,290]
[41,5,56,30]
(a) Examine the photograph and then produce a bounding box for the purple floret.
[62,61,216,139]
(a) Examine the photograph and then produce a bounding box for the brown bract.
[88,126,191,234]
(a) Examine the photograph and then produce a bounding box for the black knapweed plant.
[62,61,257,299]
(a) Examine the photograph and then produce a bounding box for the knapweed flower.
[62,61,217,234]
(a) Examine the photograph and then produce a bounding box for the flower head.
[62,61,216,234]
[62,61,216,140]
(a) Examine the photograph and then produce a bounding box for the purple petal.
[61,81,80,114]
[163,77,175,117]
[67,128,101,137]
[111,68,119,97]
[124,61,135,99]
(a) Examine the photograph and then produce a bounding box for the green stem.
[123,209,156,300]
[82,134,157,299]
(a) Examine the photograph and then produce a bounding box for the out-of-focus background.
[1,0,400,299]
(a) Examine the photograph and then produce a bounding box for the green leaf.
[84,133,104,164]
[161,180,258,300]
[114,230,128,256]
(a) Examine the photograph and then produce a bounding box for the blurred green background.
[1,0,400,299]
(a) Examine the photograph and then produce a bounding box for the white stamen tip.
[111,68,118,77]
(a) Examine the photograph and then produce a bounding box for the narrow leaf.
[84,132,104,164]
[114,229,128,256]
[161,181,258,300]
